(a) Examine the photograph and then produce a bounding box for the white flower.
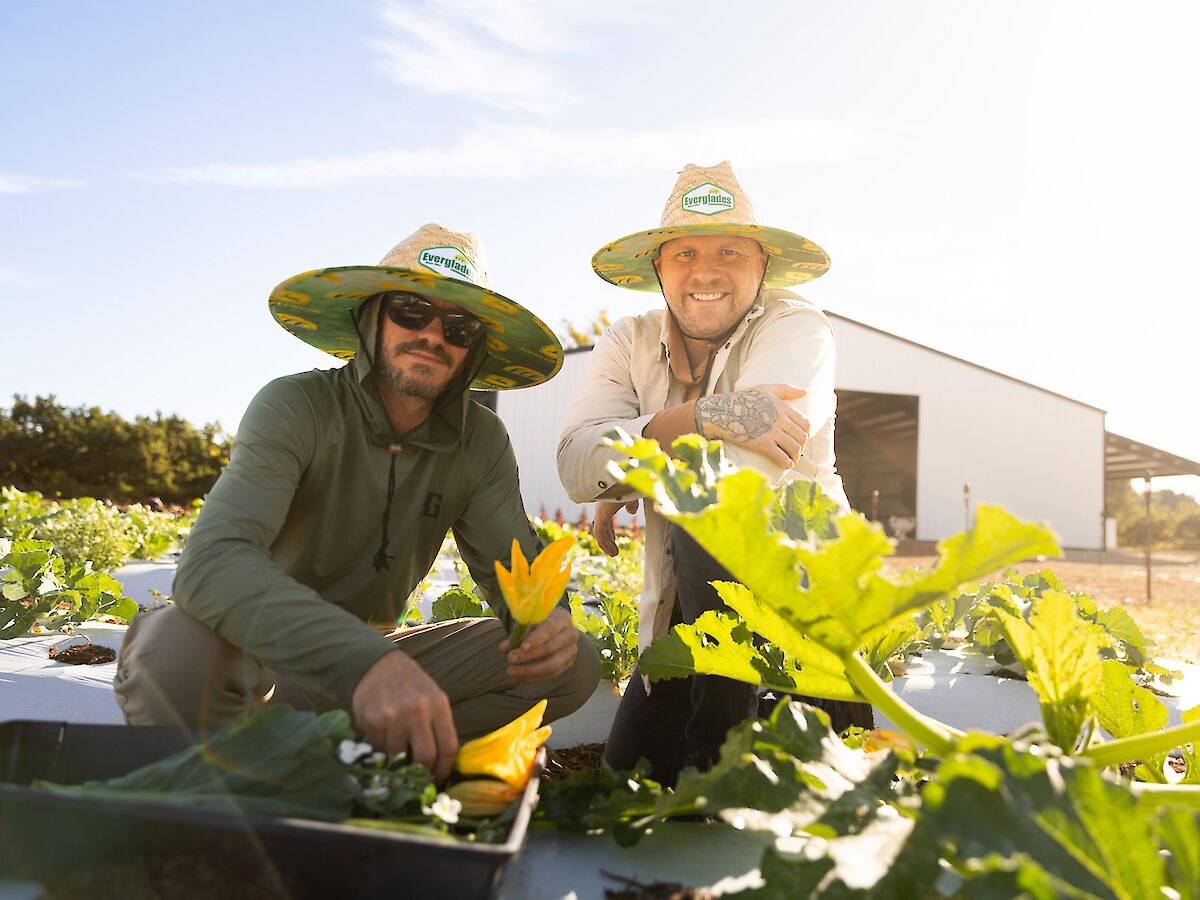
[601,648,613,659]
[361,782,390,802]
[369,751,387,767]
[338,739,378,766]
[425,792,462,824]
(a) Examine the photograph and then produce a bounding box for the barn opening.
[835,390,919,535]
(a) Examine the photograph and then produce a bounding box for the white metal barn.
[483,312,1200,550]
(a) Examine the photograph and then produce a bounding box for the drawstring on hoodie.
[349,302,401,573]
[374,443,403,572]
[350,294,492,574]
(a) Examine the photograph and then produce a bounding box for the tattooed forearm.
[695,389,778,439]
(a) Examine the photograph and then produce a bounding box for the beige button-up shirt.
[557,289,851,659]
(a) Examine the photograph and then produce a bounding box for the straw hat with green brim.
[591,161,831,292]
[269,224,563,391]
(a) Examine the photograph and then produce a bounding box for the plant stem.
[508,622,529,651]
[842,652,962,755]
[1081,719,1200,769]
[1130,783,1200,810]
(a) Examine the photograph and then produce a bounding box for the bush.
[0,394,229,505]
[0,487,199,572]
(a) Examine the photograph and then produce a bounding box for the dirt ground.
[885,542,1200,665]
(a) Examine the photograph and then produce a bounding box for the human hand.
[592,498,640,557]
[499,606,581,683]
[695,383,811,468]
[351,650,458,782]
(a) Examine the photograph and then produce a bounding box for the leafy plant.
[569,588,639,684]
[36,704,542,842]
[0,487,196,572]
[560,432,1200,896]
[952,569,1178,687]
[429,587,493,622]
[0,537,139,639]
[27,498,141,571]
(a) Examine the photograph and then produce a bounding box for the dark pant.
[603,526,758,786]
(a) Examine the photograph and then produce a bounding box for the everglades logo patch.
[681,183,735,216]
[418,246,479,283]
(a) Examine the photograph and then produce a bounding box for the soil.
[543,741,606,781]
[885,542,1200,664]
[987,667,1028,681]
[48,644,116,665]
[602,870,714,899]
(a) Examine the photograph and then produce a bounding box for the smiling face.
[653,234,768,340]
[375,294,474,401]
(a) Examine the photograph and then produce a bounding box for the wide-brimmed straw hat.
[591,161,830,292]
[269,224,563,391]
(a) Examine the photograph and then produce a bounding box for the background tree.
[0,395,229,505]
[1106,478,1200,550]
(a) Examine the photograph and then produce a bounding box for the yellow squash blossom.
[863,729,919,754]
[455,699,551,788]
[446,779,523,817]
[494,535,574,649]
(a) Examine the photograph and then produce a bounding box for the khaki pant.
[113,605,600,741]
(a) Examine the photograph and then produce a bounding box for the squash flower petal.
[863,729,918,754]
[494,536,575,648]
[455,699,551,788]
[446,778,523,817]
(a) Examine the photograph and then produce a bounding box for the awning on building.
[1105,432,1200,480]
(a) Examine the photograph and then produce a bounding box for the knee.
[543,635,602,723]
[113,605,255,729]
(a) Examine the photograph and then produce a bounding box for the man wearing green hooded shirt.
[114,224,600,782]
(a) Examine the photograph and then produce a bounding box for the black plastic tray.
[0,719,540,899]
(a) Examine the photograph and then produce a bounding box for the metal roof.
[559,320,1200,482]
[1105,432,1200,480]
[827,312,1107,413]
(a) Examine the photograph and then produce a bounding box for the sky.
[3,0,1198,499]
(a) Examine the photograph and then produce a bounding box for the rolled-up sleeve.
[717,304,838,487]
[556,319,657,504]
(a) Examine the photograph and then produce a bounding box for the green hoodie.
[173,295,545,709]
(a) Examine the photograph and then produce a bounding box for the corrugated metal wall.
[496,324,1107,549]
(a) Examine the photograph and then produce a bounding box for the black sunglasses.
[381,292,486,349]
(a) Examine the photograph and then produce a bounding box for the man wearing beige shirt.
[557,162,855,785]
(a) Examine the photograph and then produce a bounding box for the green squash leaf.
[663,701,900,837]
[991,590,1102,751]
[36,706,357,820]
[924,742,1166,898]
[1088,659,1168,740]
[431,587,492,622]
[640,582,862,701]
[613,437,1059,661]
[1156,806,1200,900]
[769,479,841,543]
[737,814,941,899]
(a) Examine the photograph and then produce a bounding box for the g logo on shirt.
[421,492,443,518]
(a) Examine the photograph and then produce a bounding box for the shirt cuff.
[642,401,699,459]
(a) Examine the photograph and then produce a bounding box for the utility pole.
[1144,470,1153,604]
[871,489,879,522]
[964,483,971,531]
